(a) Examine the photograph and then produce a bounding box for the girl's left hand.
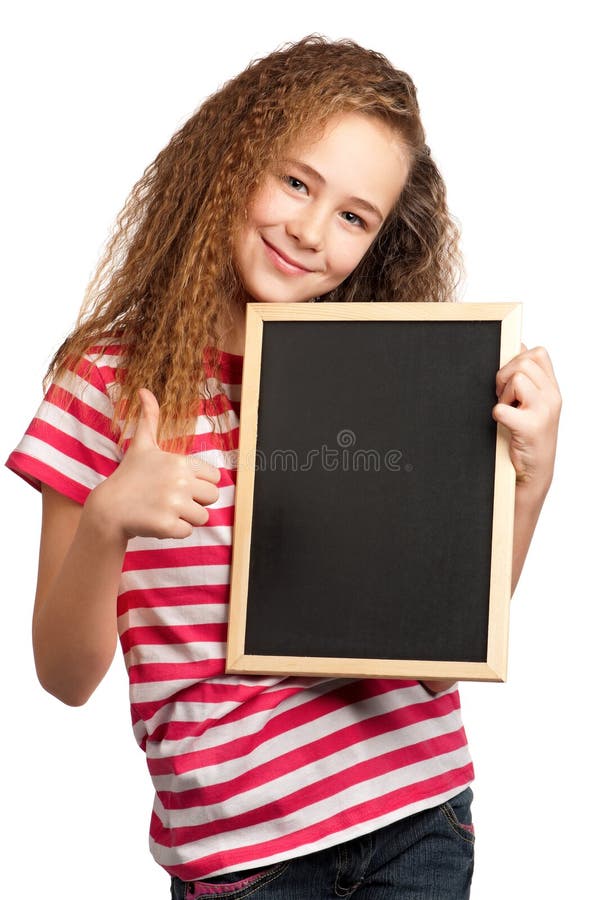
[492,343,562,498]
[421,343,562,696]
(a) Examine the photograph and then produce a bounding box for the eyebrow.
[283,158,384,224]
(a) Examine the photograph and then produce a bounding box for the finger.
[168,519,196,540]
[191,480,220,507]
[493,375,538,431]
[498,371,540,408]
[527,345,557,383]
[492,400,526,434]
[496,355,548,397]
[130,388,161,451]
[180,500,211,528]
[187,455,221,484]
[497,344,556,396]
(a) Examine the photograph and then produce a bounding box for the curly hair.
[44,34,463,452]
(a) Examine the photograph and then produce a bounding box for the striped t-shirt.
[6,344,474,881]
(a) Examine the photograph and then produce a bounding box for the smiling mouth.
[261,237,314,274]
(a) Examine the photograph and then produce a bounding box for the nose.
[286,205,326,251]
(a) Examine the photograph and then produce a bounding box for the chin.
[244,285,315,305]
[261,296,312,304]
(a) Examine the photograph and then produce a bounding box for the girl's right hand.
[85,388,221,541]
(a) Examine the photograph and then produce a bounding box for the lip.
[261,237,314,275]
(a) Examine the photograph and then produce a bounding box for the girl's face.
[232,112,410,304]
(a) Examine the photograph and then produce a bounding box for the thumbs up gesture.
[89,388,221,541]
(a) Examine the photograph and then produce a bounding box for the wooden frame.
[226,302,521,682]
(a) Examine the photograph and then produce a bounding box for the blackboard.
[226,302,521,682]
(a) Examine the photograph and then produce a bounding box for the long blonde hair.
[45,35,463,452]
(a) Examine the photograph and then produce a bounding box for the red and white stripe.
[6,345,474,881]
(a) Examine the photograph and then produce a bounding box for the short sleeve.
[5,348,124,505]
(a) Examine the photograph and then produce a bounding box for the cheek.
[247,179,287,226]
[330,237,376,278]
[248,195,271,226]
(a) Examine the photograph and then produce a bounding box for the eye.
[340,210,366,229]
[282,175,308,193]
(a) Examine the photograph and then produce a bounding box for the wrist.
[82,482,130,551]
[515,475,551,514]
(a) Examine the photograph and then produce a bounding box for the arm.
[32,388,221,707]
[422,344,562,694]
[496,344,561,596]
[33,486,127,706]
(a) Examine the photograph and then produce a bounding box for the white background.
[1,1,595,897]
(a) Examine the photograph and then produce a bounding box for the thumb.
[130,388,161,450]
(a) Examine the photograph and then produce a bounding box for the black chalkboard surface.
[226,302,521,682]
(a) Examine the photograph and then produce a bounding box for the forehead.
[281,112,410,217]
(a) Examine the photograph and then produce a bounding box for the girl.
[6,35,561,899]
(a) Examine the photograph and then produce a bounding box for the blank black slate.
[243,319,501,663]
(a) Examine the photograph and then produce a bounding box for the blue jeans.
[170,787,474,899]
